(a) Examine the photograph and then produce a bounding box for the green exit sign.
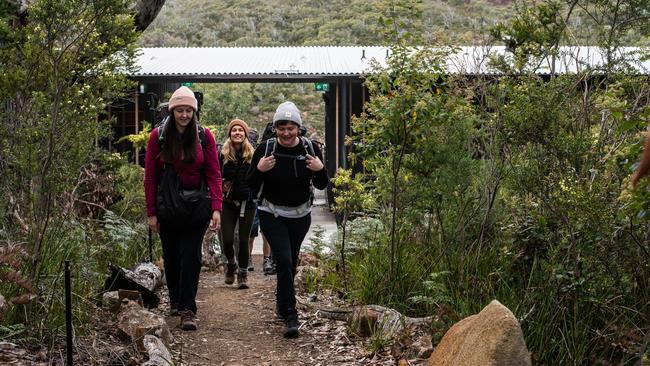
[314,82,329,92]
[181,82,193,87]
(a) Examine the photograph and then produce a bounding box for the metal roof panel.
[131,46,649,81]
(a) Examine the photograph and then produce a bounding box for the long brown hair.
[160,113,199,163]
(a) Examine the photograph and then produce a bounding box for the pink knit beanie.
[168,86,197,111]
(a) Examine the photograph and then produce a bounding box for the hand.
[148,216,159,233]
[257,155,276,172]
[305,154,324,171]
[209,210,221,231]
[223,181,233,198]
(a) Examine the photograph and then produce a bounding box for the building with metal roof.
[115,45,650,174]
[132,46,389,82]
[131,46,650,82]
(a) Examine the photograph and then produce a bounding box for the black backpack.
[261,136,315,159]
[154,117,212,225]
[256,136,317,203]
[260,121,308,143]
[156,116,206,150]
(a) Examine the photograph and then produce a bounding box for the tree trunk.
[131,0,167,32]
[12,0,167,32]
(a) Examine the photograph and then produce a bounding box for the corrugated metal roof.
[131,46,650,81]
[132,46,389,81]
[446,45,650,75]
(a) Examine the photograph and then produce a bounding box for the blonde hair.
[221,138,254,164]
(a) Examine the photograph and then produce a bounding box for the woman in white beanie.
[247,101,329,338]
[144,86,222,331]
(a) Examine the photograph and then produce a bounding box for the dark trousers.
[159,221,208,314]
[220,200,256,268]
[259,211,311,318]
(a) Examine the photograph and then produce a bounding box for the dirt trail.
[158,255,369,366]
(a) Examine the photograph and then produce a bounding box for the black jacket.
[221,150,253,202]
[246,139,328,207]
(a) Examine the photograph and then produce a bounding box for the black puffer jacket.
[220,150,253,202]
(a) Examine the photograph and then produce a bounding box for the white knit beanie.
[272,101,302,127]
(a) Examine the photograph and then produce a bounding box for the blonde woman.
[220,119,256,289]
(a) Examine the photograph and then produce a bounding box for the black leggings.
[159,220,208,314]
[220,200,256,268]
[259,210,311,317]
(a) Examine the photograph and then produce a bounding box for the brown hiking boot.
[225,262,237,285]
[237,270,249,289]
[180,310,197,331]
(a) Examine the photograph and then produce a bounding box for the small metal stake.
[64,260,73,366]
[148,227,153,262]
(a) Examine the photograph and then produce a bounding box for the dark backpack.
[260,121,308,143]
[256,136,317,203]
[156,116,206,150]
[262,136,315,159]
[154,117,212,226]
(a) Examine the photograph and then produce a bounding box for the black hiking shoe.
[283,314,300,338]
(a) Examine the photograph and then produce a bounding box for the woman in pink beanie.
[144,86,222,331]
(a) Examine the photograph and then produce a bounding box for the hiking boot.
[247,258,254,272]
[237,270,249,289]
[180,310,197,331]
[169,300,179,316]
[263,256,276,275]
[283,314,300,338]
[225,262,237,285]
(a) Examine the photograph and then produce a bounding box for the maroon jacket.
[144,126,222,217]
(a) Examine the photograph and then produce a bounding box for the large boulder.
[428,300,531,366]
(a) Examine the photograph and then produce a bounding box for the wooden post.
[134,90,140,165]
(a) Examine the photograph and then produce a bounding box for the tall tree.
[0,0,138,327]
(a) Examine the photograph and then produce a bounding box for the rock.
[294,265,320,292]
[299,252,319,266]
[102,291,121,313]
[0,293,7,320]
[104,263,161,308]
[119,289,143,306]
[0,342,47,365]
[201,230,220,268]
[117,301,172,352]
[413,334,434,359]
[350,305,405,340]
[141,335,173,366]
[132,262,163,291]
[428,300,531,366]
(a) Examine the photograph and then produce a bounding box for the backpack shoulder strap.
[301,136,315,156]
[264,138,277,157]
[156,116,171,149]
[157,123,166,148]
[197,125,206,149]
